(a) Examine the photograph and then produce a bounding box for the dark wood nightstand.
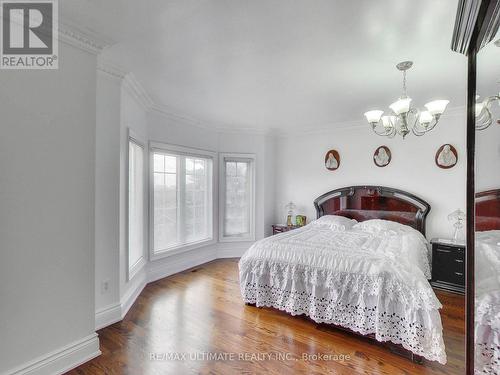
[272,224,299,235]
[430,238,465,294]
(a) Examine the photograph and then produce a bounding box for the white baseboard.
[95,303,122,330]
[216,242,251,258]
[7,333,100,375]
[148,244,217,283]
[120,269,147,319]
[95,242,248,331]
[95,271,147,330]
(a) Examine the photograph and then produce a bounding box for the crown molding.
[95,58,156,113]
[96,55,466,138]
[97,58,128,79]
[122,73,155,111]
[59,21,114,55]
[150,102,466,138]
[274,105,467,138]
[150,103,271,136]
[274,119,366,138]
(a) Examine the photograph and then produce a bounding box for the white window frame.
[127,129,147,281]
[149,141,217,260]
[219,153,256,242]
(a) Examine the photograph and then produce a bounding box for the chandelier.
[476,93,500,130]
[364,61,449,138]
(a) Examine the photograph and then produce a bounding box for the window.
[128,137,145,278]
[151,143,214,256]
[219,154,255,242]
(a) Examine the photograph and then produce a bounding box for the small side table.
[430,238,465,294]
[272,224,299,235]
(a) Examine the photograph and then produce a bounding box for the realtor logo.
[1,0,58,69]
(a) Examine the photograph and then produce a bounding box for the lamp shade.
[285,201,296,213]
[448,209,465,222]
[419,111,433,125]
[389,98,412,115]
[424,100,449,116]
[364,110,383,123]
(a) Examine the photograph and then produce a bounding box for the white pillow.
[353,219,428,245]
[354,219,431,278]
[310,215,357,231]
[353,219,414,234]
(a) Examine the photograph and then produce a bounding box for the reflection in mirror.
[475,30,500,374]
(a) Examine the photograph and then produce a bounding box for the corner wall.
[274,110,467,239]
[0,42,100,374]
[94,76,277,329]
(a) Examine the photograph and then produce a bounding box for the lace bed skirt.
[475,292,500,374]
[239,259,446,364]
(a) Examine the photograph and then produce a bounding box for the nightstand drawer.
[434,267,464,285]
[433,252,464,278]
[272,225,299,235]
[434,244,464,258]
[434,246,465,265]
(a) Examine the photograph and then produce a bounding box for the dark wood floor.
[69,259,465,375]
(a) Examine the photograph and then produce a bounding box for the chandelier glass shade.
[476,93,500,130]
[364,61,449,139]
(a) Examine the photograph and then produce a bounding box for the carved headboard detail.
[476,189,500,231]
[313,186,431,236]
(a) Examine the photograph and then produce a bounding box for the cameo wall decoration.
[435,144,458,169]
[373,146,391,167]
[324,150,340,171]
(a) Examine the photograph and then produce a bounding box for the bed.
[475,189,500,374]
[239,186,446,364]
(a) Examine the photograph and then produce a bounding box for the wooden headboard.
[476,189,500,231]
[313,186,431,236]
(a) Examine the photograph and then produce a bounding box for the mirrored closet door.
[475,30,500,374]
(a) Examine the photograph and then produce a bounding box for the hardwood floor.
[68,259,465,375]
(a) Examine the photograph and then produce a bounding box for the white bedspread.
[239,224,446,363]
[475,230,500,374]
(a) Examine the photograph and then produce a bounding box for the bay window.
[219,154,255,242]
[150,143,215,256]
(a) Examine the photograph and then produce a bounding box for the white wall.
[95,70,122,315]
[0,43,99,373]
[94,71,152,325]
[476,124,500,191]
[274,110,467,240]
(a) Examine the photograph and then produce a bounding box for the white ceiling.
[62,0,468,132]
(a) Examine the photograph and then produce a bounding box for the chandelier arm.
[388,124,397,138]
[411,120,430,136]
[371,122,394,137]
[485,95,500,108]
[476,122,491,131]
[422,117,440,133]
[411,125,426,136]
[476,109,493,131]
[410,109,420,130]
[475,95,499,131]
